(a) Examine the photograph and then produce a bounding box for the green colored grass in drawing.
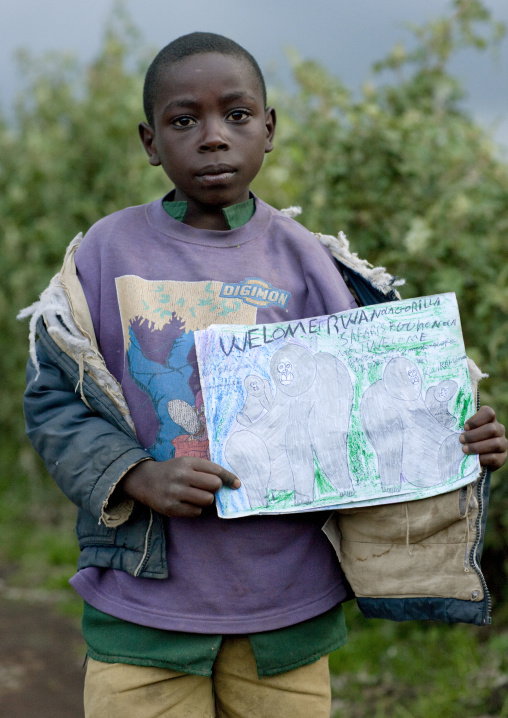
[348,428,377,487]
[267,490,295,509]
[352,380,363,410]
[314,458,340,499]
[366,364,383,385]
[458,454,479,479]
[456,387,473,428]
[343,379,377,487]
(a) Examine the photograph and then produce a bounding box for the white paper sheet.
[195,293,480,518]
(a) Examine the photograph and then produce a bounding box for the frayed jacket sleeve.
[23,324,151,527]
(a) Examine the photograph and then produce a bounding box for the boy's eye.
[227,109,250,122]
[172,116,196,128]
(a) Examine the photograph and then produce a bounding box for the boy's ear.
[264,107,276,154]
[139,122,161,167]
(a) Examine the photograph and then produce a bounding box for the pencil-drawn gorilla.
[225,343,354,509]
[360,357,466,492]
[236,375,274,426]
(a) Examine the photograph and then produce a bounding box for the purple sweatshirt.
[70,197,357,633]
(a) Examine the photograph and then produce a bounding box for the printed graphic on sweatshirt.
[115,276,259,461]
[219,278,290,309]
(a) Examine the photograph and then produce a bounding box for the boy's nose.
[199,119,229,152]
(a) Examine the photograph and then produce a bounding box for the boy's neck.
[166,191,255,231]
[183,203,232,231]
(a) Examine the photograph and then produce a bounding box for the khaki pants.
[84,635,331,718]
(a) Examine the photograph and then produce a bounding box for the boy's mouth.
[196,165,236,185]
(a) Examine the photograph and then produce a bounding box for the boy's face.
[139,53,276,226]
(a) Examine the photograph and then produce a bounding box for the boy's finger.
[171,503,204,518]
[182,486,217,507]
[477,452,508,470]
[191,458,241,489]
[463,405,496,431]
[461,436,508,456]
[460,422,506,447]
[190,472,226,493]
[461,424,500,445]
[218,467,241,489]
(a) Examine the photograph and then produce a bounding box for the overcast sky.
[1,0,507,147]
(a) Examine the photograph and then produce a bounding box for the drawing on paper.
[194,293,481,518]
[225,343,354,508]
[360,357,464,492]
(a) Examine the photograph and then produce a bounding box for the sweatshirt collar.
[162,193,255,230]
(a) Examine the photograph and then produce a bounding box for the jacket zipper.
[468,387,492,625]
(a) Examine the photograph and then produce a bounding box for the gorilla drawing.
[225,343,354,509]
[236,375,273,426]
[424,379,458,429]
[360,357,466,492]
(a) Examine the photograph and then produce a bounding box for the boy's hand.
[122,457,241,517]
[460,405,507,471]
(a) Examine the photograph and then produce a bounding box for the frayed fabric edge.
[17,233,135,433]
[315,230,405,295]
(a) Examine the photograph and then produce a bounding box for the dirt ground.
[0,589,85,718]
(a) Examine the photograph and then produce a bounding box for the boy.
[21,32,507,718]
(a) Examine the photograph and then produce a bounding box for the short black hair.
[143,32,267,128]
